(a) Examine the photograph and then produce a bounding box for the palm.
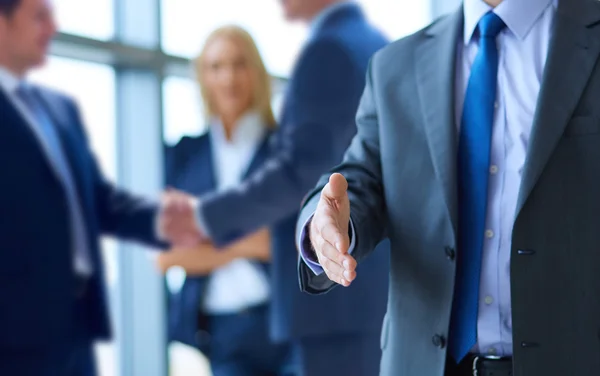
[320,190,349,239]
[309,173,356,286]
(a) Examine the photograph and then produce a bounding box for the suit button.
[445,246,455,261]
[517,249,536,255]
[521,341,539,348]
[432,334,446,348]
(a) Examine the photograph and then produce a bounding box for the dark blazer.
[297,0,600,375]
[0,85,162,348]
[164,131,272,350]
[196,3,390,343]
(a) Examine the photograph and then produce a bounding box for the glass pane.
[162,76,206,146]
[54,0,115,40]
[160,0,307,78]
[161,1,433,77]
[28,57,118,376]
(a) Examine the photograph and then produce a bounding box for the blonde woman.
[158,26,289,376]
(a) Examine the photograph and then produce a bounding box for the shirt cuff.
[298,215,356,276]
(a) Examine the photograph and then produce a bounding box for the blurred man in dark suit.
[0,0,200,375]
[167,1,391,375]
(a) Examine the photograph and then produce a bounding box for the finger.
[340,256,357,283]
[174,194,197,213]
[161,193,180,215]
[177,233,202,248]
[323,254,357,284]
[160,213,192,236]
[320,243,357,275]
[322,255,357,285]
[314,239,354,286]
[165,227,201,247]
[162,189,185,207]
[322,173,348,201]
[313,224,357,284]
[323,266,349,287]
[316,240,345,276]
[317,235,348,269]
[166,192,187,212]
[322,263,352,287]
[318,219,350,254]
[160,205,182,229]
[163,216,196,235]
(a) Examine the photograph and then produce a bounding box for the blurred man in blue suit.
[174,1,391,375]
[0,0,200,375]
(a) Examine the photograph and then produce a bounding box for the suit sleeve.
[67,100,167,249]
[199,39,365,246]
[298,58,388,294]
[164,137,189,188]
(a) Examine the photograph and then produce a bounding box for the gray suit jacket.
[297,0,600,375]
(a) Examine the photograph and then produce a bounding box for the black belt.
[447,355,513,376]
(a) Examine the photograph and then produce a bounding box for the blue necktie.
[449,12,505,362]
[15,84,93,276]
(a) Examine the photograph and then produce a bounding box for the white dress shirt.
[0,66,93,276]
[458,0,555,356]
[202,112,272,314]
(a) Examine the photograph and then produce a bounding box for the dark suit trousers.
[0,342,96,376]
[0,285,97,376]
[289,334,381,376]
[208,305,290,376]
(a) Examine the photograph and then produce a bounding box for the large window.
[358,0,431,40]
[161,0,306,77]
[162,76,205,146]
[29,57,118,376]
[54,0,115,40]
[29,57,117,181]
[161,1,432,78]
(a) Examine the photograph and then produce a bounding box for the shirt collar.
[463,0,555,44]
[309,1,354,37]
[0,65,22,94]
[210,111,266,146]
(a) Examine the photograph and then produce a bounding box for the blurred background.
[27,0,459,375]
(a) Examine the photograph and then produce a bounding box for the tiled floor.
[96,342,212,376]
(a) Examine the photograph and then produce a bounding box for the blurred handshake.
[157,188,206,248]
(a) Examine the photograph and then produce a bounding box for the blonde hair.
[194,25,276,129]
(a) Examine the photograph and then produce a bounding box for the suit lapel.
[34,89,95,215]
[182,134,217,195]
[0,88,66,186]
[196,136,217,193]
[415,8,463,237]
[0,88,42,146]
[516,0,600,216]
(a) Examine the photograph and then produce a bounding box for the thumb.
[323,173,348,201]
